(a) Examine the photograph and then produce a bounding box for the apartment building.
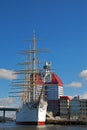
[70,96,80,119]
[79,99,87,120]
[60,96,70,118]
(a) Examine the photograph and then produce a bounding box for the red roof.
[60,96,70,100]
[30,73,63,86]
[51,73,63,86]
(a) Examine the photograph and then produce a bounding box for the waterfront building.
[60,96,70,118]
[69,96,87,120]
[70,96,80,120]
[79,99,87,120]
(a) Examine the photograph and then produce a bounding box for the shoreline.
[46,119,87,125]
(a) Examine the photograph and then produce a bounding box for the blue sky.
[0,0,87,106]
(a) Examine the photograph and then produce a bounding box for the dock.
[46,118,87,125]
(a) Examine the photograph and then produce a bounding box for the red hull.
[16,121,45,125]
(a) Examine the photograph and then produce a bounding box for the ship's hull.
[16,100,47,125]
[16,121,45,125]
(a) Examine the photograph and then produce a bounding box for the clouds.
[64,69,87,88]
[64,81,82,88]
[80,92,87,99]
[0,97,16,107]
[0,69,17,80]
[0,97,21,108]
[0,69,18,108]
[79,70,87,80]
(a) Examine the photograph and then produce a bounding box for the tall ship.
[10,33,48,125]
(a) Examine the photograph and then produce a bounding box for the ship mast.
[32,32,37,101]
[9,33,49,103]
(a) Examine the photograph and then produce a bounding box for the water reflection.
[0,122,87,130]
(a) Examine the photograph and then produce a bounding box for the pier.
[46,118,87,125]
[0,107,18,122]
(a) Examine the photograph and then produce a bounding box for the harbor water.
[0,122,87,130]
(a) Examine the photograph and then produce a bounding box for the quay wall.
[46,119,87,125]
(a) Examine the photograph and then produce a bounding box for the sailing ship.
[10,33,48,125]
